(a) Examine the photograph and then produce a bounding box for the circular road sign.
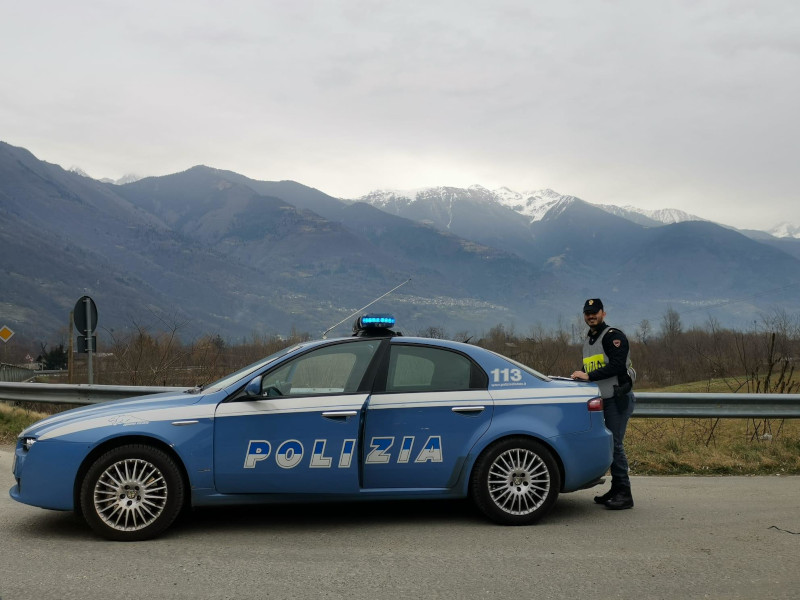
[73,296,98,335]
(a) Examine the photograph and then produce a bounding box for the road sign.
[77,335,97,354]
[73,296,98,335]
[0,325,14,343]
[73,296,98,384]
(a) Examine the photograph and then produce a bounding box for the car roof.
[320,334,500,362]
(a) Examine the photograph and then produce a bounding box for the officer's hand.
[571,371,589,381]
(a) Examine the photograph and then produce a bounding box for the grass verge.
[0,403,48,445]
[627,417,800,475]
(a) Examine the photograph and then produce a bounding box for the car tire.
[470,437,560,525]
[79,444,185,541]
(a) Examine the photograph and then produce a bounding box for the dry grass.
[642,372,800,394]
[0,403,48,445]
[643,378,747,393]
[627,417,800,475]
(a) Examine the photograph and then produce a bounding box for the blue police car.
[11,315,612,540]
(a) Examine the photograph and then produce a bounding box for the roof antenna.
[322,277,411,339]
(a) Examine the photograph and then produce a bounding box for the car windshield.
[487,350,550,381]
[198,343,308,392]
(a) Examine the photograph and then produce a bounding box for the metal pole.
[85,298,93,384]
[68,310,74,384]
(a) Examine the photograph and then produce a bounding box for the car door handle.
[322,410,358,419]
[452,406,486,414]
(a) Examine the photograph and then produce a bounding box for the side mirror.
[244,375,263,397]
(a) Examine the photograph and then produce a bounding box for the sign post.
[68,311,74,383]
[73,296,98,384]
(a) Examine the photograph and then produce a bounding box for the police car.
[11,315,612,540]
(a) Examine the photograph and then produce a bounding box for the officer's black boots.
[604,486,634,510]
[593,484,619,504]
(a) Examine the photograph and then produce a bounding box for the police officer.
[570,298,635,510]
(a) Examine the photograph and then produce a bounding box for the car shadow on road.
[175,492,601,537]
[179,498,480,533]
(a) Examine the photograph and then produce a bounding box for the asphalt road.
[1,445,798,600]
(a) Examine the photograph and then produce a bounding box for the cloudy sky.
[2,1,798,230]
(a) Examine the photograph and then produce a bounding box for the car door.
[213,338,383,494]
[362,341,492,490]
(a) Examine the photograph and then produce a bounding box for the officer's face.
[583,309,605,328]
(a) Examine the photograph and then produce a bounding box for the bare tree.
[660,307,683,339]
[418,325,447,339]
[634,319,651,344]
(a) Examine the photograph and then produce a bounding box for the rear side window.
[385,345,487,393]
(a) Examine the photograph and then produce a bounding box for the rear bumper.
[553,414,613,492]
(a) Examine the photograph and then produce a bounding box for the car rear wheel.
[79,444,184,541]
[470,437,560,525]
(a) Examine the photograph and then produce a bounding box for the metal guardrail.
[0,382,186,405]
[0,382,799,418]
[633,393,800,418]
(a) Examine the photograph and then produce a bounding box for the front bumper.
[10,439,90,511]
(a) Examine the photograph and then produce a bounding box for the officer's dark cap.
[583,298,604,314]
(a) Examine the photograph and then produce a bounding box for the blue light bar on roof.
[354,313,396,331]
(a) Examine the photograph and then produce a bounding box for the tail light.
[588,397,603,412]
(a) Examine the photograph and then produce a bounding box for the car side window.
[261,340,381,397]
[386,345,482,393]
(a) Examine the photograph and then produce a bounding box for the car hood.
[20,391,209,440]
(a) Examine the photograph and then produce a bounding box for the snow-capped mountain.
[358,185,534,256]
[100,173,143,185]
[361,185,785,236]
[69,166,143,185]
[492,188,579,223]
[362,185,499,217]
[114,173,143,185]
[360,185,577,226]
[69,166,92,178]
[361,185,705,227]
[595,204,706,227]
[642,207,706,224]
[768,222,800,239]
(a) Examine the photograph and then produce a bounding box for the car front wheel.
[79,444,185,541]
[470,437,560,525]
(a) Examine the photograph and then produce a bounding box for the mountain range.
[2,140,800,343]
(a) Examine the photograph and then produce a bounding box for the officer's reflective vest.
[582,327,632,399]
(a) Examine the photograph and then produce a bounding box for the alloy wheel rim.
[93,458,168,531]
[487,448,550,515]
